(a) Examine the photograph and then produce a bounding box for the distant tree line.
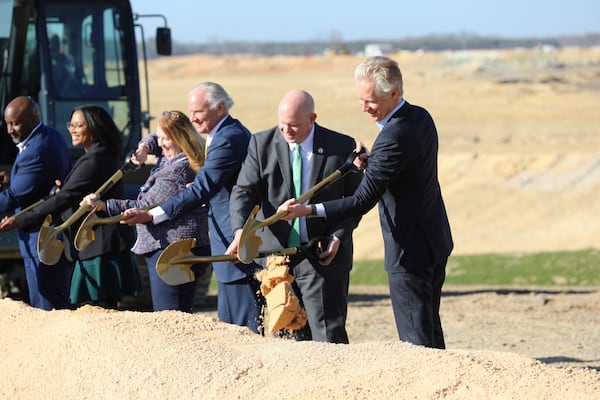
[141,33,600,58]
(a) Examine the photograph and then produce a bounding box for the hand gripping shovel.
[74,202,160,251]
[156,236,328,285]
[237,149,362,263]
[1,183,61,223]
[0,199,44,232]
[37,154,140,265]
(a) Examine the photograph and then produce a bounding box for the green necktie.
[288,144,302,247]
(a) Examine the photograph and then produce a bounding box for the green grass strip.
[350,248,600,286]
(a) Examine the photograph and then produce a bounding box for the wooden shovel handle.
[255,149,361,229]
[89,202,161,226]
[51,169,125,233]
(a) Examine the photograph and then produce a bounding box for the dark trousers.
[290,257,350,344]
[217,276,264,334]
[19,229,71,310]
[145,250,203,312]
[388,257,447,349]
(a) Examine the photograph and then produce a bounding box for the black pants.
[288,257,350,344]
[387,257,447,349]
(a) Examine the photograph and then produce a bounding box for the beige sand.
[1,288,599,399]
[1,48,599,398]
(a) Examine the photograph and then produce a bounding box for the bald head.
[277,89,317,144]
[4,96,41,143]
[278,89,315,116]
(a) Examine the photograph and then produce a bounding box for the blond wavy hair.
[157,111,205,173]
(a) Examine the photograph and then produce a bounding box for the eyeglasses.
[66,122,87,130]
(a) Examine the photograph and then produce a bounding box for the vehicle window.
[44,2,131,151]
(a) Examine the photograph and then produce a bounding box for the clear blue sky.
[129,0,598,43]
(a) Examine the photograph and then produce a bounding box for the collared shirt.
[16,122,42,153]
[205,114,228,150]
[376,98,406,130]
[288,125,315,198]
[288,126,315,243]
[315,100,406,219]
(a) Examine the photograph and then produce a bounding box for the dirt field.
[1,48,599,398]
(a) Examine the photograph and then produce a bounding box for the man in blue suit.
[280,57,453,348]
[123,82,264,333]
[0,96,72,310]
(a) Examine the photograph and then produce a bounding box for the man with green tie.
[227,89,362,343]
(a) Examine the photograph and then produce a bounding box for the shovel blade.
[237,205,264,264]
[74,228,94,252]
[37,215,64,265]
[238,229,263,264]
[156,238,197,285]
[74,206,100,251]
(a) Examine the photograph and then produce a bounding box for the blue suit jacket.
[160,116,258,283]
[0,124,71,219]
[323,102,453,272]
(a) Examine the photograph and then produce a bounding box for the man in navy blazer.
[0,96,71,310]
[227,89,362,343]
[280,57,453,348]
[123,82,263,333]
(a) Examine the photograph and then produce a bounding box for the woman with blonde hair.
[83,110,210,312]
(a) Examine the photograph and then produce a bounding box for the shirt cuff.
[150,206,169,225]
[314,203,325,218]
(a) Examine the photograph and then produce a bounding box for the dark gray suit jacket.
[230,123,363,280]
[323,102,453,272]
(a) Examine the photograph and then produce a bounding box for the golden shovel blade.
[156,238,198,285]
[237,205,264,264]
[37,214,64,265]
[156,236,322,286]
[75,203,160,251]
[74,204,101,251]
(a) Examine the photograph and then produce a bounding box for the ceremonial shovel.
[156,237,328,285]
[37,153,141,265]
[13,199,44,218]
[237,149,362,263]
[74,202,160,251]
[1,183,61,224]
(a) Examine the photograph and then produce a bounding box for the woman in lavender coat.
[83,111,209,312]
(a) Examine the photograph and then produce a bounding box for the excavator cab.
[0,0,171,303]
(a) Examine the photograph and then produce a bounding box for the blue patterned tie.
[288,144,302,247]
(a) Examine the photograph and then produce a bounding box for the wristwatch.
[310,204,317,216]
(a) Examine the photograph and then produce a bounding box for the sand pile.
[1,298,598,399]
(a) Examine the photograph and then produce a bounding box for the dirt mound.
[1,297,599,399]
